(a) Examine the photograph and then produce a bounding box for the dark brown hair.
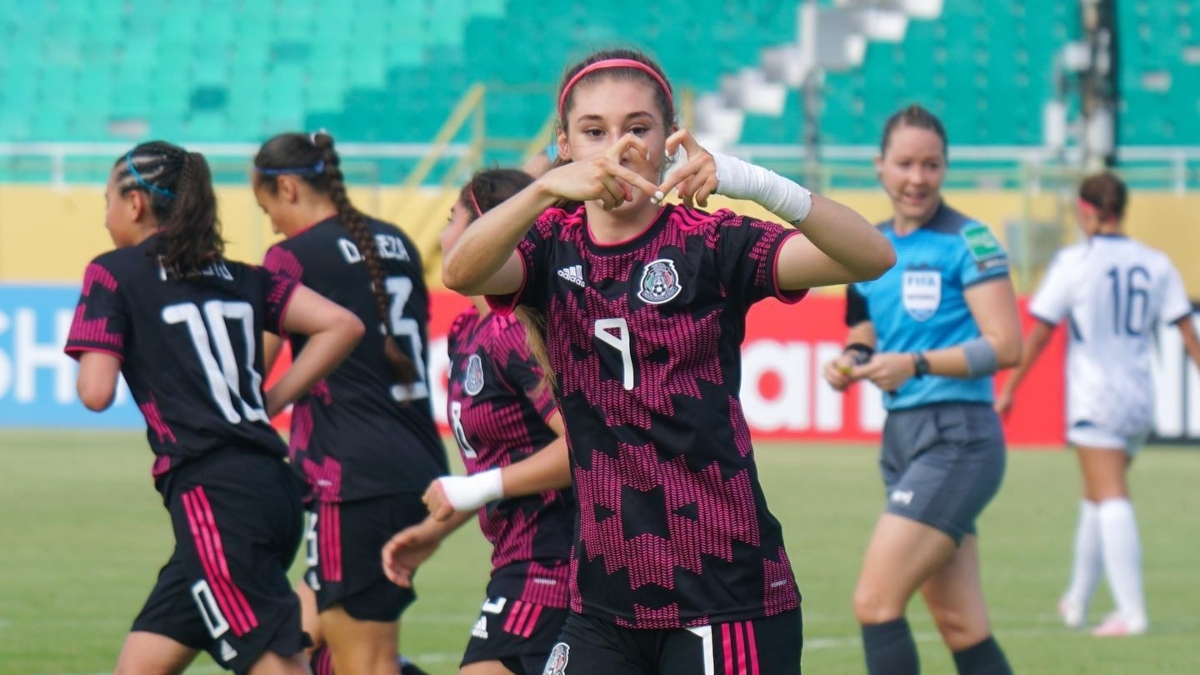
[1079,172,1128,222]
[460,168,556,394]
[548,49,675,212]
[556,48,675,132]
[880,104,948,159]
[254,131,417,387]
[113,141,223,278]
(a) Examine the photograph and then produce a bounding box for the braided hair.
[113,140,223,278]
[254,132,417,387]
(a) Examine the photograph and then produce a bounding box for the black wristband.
[912,352,931,378]
[844,342,875,366]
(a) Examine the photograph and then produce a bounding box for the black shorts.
[545,610,802,675]
[880,402,1007,544]
[133,449,307,675]
[461,575,571,675]
[304,492,426,622]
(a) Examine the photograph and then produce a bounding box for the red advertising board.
[269,292,1067,447]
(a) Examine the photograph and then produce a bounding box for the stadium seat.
[0,0,1187,153]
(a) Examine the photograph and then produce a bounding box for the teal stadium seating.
[0,0,1194,152]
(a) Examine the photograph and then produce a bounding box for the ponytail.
[513,306,556,395]
[313,133,418,387]
[254,131,417,388]
[114,141,224,279]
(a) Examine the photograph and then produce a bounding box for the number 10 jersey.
[65,235,298,489]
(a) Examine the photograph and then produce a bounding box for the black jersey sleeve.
[718,214,807,307]
[262,244,305,281]
[255,266,301,336]
[485,213,556,315]
[845,283,871,327]
[64,260,130,361]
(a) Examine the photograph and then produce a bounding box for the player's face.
[440,201,472,254]
[103,170,141,248]
[877,125,946,225]
[560,78,668,208]
[254,184,296,236]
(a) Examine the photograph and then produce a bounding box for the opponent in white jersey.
[998,173,1200,637]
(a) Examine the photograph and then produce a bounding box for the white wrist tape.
[711,151,813,224]
[437,468,504,511]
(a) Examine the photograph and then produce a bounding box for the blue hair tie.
[126,152,175,199]
[256,160,326,176]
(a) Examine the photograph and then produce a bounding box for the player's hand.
[658,129,717,208]
[536,133,660,210]
[851,352,916,393]
[422,479,456,521]
[822,354,860,392]
[381,523,442,588]
[994,387,1015,417]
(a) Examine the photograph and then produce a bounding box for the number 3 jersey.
[263,216,447,502]
[446,307,574,608]
[487,204,805,629]
[1030,235,1192,437]
[64,235,297,489]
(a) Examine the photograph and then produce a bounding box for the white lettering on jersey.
[156,258,233,282]
[337,235,412,264]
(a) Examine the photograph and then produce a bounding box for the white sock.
[1097,498,1146,621]
[1064,500,1103,608]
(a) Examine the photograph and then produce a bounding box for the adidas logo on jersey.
[218,639,238,662]
[557,264,586,288]
[472,615,489,639]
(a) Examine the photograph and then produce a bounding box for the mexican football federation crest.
[542,642,570,675]
[463,354,485,396]
[637,258,682,305]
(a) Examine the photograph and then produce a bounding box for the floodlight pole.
[800,0,823,189]
[1080,0,1118,168]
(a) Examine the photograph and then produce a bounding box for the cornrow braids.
[114,141,224,278]
[310,133,418,387]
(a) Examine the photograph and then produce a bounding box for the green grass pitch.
[1,430,1198,674]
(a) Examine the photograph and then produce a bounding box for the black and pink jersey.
[446,307,573,608]
[64,235,296,492]
[263,216,447,502]
[488,204,805,629]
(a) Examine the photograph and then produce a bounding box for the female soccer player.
[255,132,448,675]
[440,48,895,675]
[822,105,1020,675]
[996,172,1200,636]
[382,168,575,675]
[66,141,365,675]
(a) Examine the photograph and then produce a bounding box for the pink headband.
[557,58,674,120]
[467,184,483,218]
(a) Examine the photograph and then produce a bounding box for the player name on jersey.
[336,234,412,264]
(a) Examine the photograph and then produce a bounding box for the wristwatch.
[912,352,931,378]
